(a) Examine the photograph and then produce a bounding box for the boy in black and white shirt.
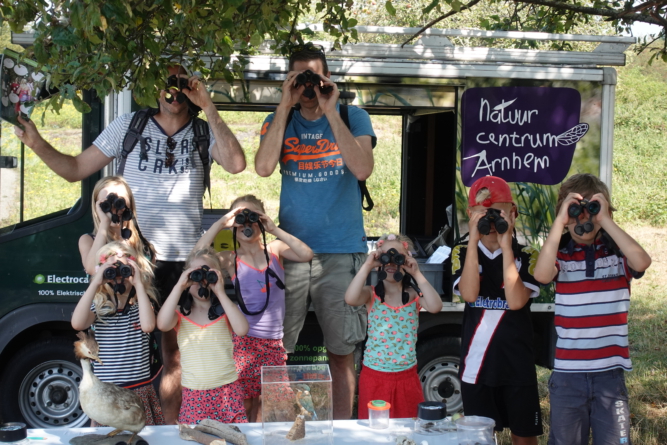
[451,176,543,445]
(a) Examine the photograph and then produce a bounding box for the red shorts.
[357,364,424,419]
[233,334,287,399]
[179,380,248,424]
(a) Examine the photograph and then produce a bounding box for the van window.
[0,102,82,233]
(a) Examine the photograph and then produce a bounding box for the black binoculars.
[99,193,132,223]
[235,209,260,237]
[568,199,601,218]
[165,75,190,104]
[478,208,509,235]
[103,261,133,280]
[569,199,600,235]
[189,265,218,285]
[294,70,333,99]
[379,248,406,266]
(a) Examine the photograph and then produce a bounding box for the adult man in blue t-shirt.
[255,43,376,420]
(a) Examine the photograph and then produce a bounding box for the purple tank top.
[233,253,286,339]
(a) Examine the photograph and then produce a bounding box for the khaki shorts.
[282,253,367,356]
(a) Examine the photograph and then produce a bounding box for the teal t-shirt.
[261,104,376,253]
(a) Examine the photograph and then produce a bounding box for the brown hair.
[288,46,329,74]
[556,173,616,215]
[230,194,266,214]
[92,176,157,261]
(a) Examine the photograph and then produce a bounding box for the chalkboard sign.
[461,87,589,186]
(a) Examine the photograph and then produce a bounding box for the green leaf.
[249,31,263,47]
[347,18,358,28]
[423,0,439,15]
[71,95,92,113]
[51,27,78,47]
[385,0,396,16]
[451,0,462,11]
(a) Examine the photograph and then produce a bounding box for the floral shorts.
[233,334,287,399]
[179,381,248,424]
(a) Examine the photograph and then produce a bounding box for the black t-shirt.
[451,240,541,387]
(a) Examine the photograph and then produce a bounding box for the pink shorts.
[233,334,287,399]
[179,380,248,424]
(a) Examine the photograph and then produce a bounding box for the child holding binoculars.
[451,175,543,445]
[72,241,164,425]
[192,194,313,422]
[534,173,651,445]
[345,233,442,419]
[157,247,249,424]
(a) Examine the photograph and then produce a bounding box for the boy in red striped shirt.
[534,173,651,445]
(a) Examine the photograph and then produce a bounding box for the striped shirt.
[91,303,153,387]
[554,238,638,373]
[94,113,216,261]
[176,312,237,390]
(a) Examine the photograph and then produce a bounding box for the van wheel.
[417,337,463,413]
[0,338,89,428]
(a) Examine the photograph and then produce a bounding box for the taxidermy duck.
[74,331,146,444]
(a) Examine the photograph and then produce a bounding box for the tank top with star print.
[363,286,420,372]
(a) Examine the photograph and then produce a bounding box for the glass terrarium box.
[261,364,333,445]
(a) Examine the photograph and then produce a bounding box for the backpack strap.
[118,108,158,176]
[285,104,374,211]
[192,117,211,197]
[118,108,211,195]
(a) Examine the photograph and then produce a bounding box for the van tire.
[0,337,89,428]
[417,336,463,413]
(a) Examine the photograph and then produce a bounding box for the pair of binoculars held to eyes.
[189,265,218,298]
[104,261,133,295]
[294,70,333,99]
[568,199,601,235]
[235,209,260,237]
[99,193,133,239]
[477,208,509,235]
[377,248,406,282]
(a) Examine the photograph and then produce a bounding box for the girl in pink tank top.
[345,234,443,419]
[193,194,313,422]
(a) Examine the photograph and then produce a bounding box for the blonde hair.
[92,176,157,261]
[556,173,616,216]
[377,233,415,254]
[230,194,266,213]
[474,188,491,205]
[185,247,223,271]
[93,241,159,318]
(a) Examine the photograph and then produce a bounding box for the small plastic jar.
[367,400,391,429]
[456,415,496,445]
[415,401,453,435]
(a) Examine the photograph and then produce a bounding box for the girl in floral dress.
[345,234,442,419]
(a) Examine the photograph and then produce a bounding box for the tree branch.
[401,0,484,47]
[513,0,666,26]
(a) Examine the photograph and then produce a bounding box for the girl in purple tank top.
[345,234,443,419]
[193,194,313,422]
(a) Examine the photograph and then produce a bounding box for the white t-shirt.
[94,112,216,261]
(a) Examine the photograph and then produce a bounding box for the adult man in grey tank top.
[14,65,246,423]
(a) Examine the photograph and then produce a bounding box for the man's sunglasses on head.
[289,42,325,55]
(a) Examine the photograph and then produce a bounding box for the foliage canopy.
[0,0,357,111]
[0,0,665,110]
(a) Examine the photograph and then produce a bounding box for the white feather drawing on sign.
[557,123,589,146]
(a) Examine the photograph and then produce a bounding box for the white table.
[24,419,465,445]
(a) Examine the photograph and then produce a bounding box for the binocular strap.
[232,224,285,316]
[375,272,423,306]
